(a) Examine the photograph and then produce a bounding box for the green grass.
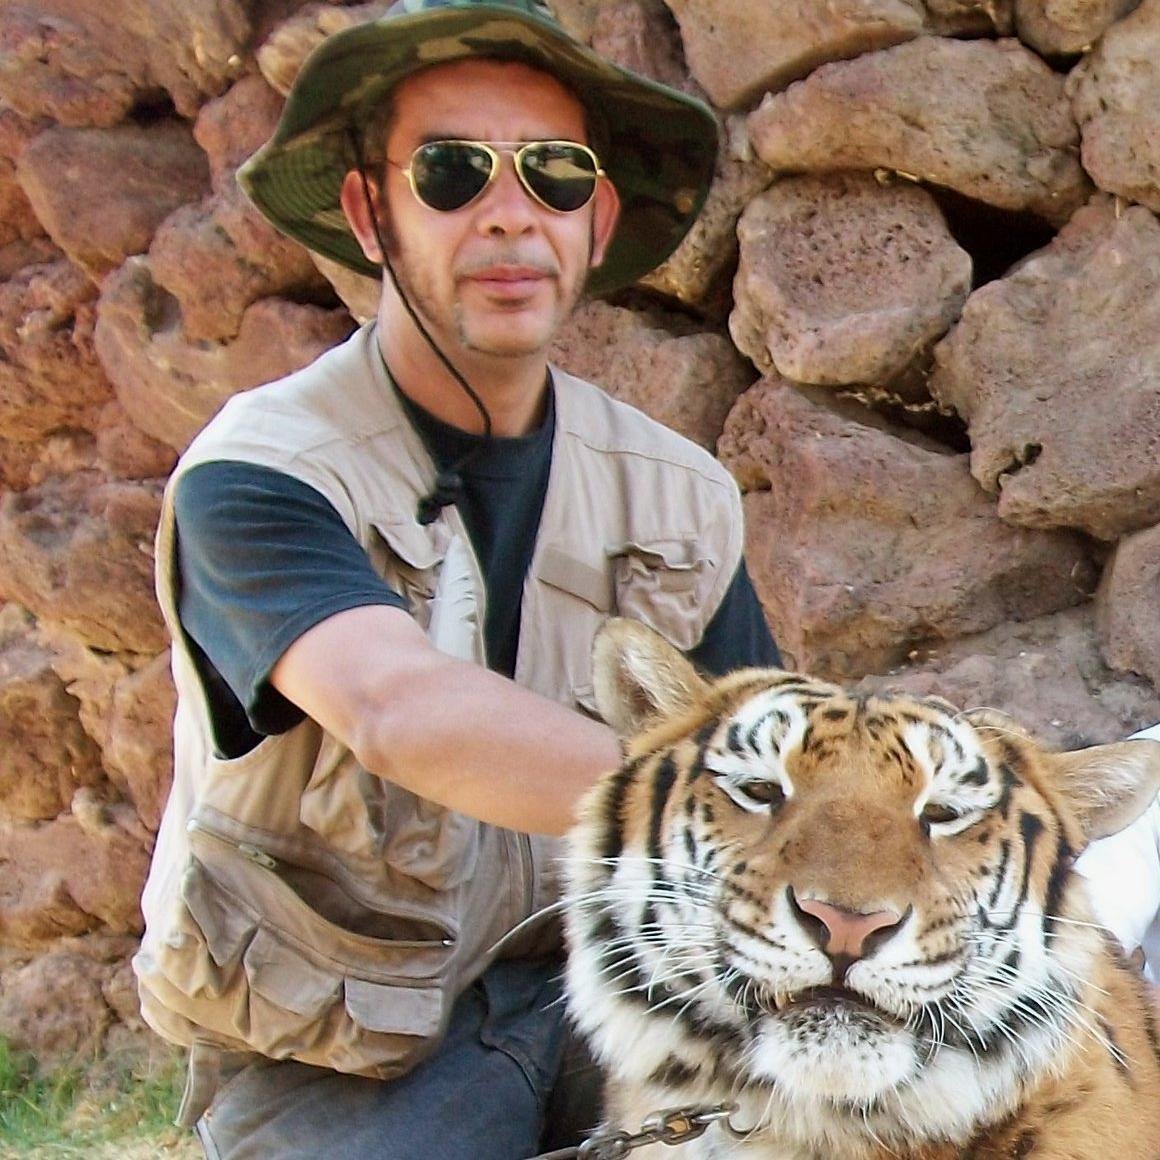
[0,1038,198,1158]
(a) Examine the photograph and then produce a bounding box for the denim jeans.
[194,956,601,1160]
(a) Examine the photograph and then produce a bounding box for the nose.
[789,888,906,982]
[477,153,538,234]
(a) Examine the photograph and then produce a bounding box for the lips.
[460,265,555,303]
[762,985,893,1023]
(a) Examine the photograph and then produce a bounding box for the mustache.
[455,249,560,278]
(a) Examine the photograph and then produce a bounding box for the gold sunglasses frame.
[390,139,606,213]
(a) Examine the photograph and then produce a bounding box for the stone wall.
[0,0,1157,1063]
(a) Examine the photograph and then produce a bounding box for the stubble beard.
[379,209,594,362]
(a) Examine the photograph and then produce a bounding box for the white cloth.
[1074,723,1160,984]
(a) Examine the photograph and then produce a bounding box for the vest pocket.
[609,539,712,652]
[153,821,454,1076]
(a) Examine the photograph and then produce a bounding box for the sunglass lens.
[411,142,494,211]
[520,143,599,212]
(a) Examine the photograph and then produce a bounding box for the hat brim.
[237,4,719,297]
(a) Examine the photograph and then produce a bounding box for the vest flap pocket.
[538,546,611,611]
[372,517,445,572]
[244,928,339,1017]
[610,539,708,586]
[345,978,444,1037]
[610,539,713,652]
[183,858,255,969]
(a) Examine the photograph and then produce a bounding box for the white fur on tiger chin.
[564,834,1106,1159]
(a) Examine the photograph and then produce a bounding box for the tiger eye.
[743,781,787,810]
[920,802,962,826]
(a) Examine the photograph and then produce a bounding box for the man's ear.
[588,176,621,270]
[339,169,385,264]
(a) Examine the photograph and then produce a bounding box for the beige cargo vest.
[134,323,744,1080]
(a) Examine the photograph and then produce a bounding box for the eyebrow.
[414,134,583,146]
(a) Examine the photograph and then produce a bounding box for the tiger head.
[563,619,1160,1152]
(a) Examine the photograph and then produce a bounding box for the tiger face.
[564,619,1160,1158]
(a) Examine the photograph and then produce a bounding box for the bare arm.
[271,603,621,835]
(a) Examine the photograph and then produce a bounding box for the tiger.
[563,618,1160,1159]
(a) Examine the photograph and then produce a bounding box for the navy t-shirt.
[174,387,780,758]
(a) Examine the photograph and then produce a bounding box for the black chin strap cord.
[351,132,493,525]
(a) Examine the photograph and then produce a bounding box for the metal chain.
[529,1103,737,1160]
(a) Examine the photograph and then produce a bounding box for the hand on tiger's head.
[563,618,1160,1159]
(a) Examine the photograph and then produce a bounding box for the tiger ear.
[1048,737,1160,843]
[592,618,709,738]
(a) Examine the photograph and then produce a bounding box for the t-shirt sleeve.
[173,460,409,751]
[686,559,781,678]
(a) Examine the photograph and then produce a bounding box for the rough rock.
[747,36,1091,226]
[717,377,1098,677]
[196,72,284,185]
[1067,0,1160,214]
[548,0,607,41]
[0,108,45,248]
[95,257,356,451]
[0,237,60,282]
[42,632,176,834]
[0,805,150,947]
[36,626,175,835]
[641,116,774,315]
[591,0,695,95]
[0,1,251,126]
[0,410,171,494]
[0,605,105,822]
[35,624,129,742]
[1015,0,1137,55]
[930,197,1160,541]
[729,172,971,386]
[0,430,96,493]
[1097,523,1160,689]
[150,188,330,341]
[922,0,1014,34]
[257,1,392,96]
[16,121,211,280]
[0,257,109,442]
[0,473,167,654]
[103,655,175,834]
[149,75,331,342]
[0,935,140,1062]
[666,0,924,111]
[550,299,755,450]
[0,949,111,1059]
[100,951,150,1037]
[859,604,1160,750]
[93,400,178,481]
[0,6,140,128]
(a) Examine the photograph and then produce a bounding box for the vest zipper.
[186,817,455,946]
[187,819,279,869]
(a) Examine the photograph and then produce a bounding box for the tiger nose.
[790,889,906,977]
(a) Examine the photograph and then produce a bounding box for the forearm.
[366,658,617,834]
[272,604,621,835]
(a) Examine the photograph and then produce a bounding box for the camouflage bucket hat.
[237,0,719,297]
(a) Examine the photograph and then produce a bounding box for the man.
[1077,721,1160,988]
[133,2,780,1157]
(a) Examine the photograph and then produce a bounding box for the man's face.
[372,58,618,363]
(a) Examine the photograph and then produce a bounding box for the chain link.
[531,1103,737,1160]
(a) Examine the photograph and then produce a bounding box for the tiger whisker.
[968,964,1127,1067]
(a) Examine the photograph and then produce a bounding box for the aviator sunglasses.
[389,139,606,214]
